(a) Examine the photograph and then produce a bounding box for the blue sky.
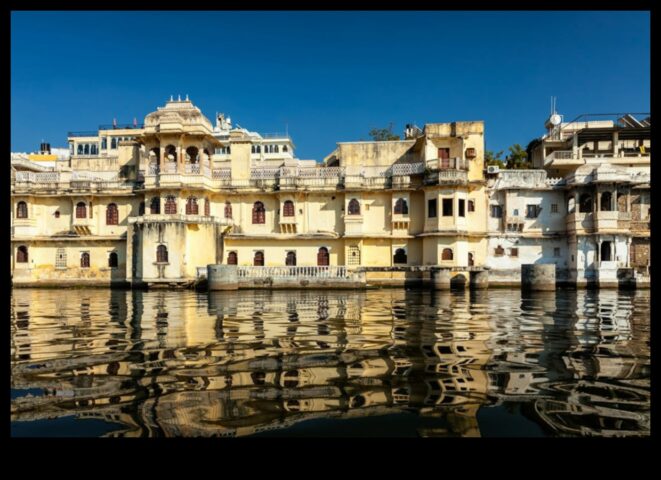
[11,11,650,160]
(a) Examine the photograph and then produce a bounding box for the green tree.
[485,149,505,168]
[369,123,400,141]
[505,144,531,169]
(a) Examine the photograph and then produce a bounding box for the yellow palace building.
[10,97,650,289]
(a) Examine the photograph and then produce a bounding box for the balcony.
[593,210,619,230]
[566,212,594,233]
[424,169,468,185]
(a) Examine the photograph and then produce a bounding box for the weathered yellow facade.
[11,97,490,287]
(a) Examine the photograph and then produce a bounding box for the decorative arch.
[106,203,119,225]
[317,247,330,266]
[165,196,177,214]
[227,251,238,265]
[108,252,118,268]
[76,202,87,219]
[185,197,199,215]
[157,245,169,263]
[441,248,454,261]
[285,251,297,266]
[394,198,408,215]
[16,201,28,219]
[16,245,28,263]
[253,251,264,266]
[185,146,199,164]
[348,198,360,215]
[393,248,407,264]
[283,200,295,217]
[252,201,265,224]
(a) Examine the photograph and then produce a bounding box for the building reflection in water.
[10,287,650,437]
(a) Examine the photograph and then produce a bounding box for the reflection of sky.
[11,288,650,437]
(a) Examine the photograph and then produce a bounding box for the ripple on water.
[10,287,650,438]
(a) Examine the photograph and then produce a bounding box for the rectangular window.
[438,147,450,160]
[491,205,502,218]
[554,247,561,258]
[442,199,453,217]
[55,248,67,269]
[513,209,519,216]
[458,199,465,217]
[526,204,540,218]
[510,248,519,257]
[428,199,437,218]
[467,200,475,212]
[551,203,558,213]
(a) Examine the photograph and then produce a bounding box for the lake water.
[10,287,650,437]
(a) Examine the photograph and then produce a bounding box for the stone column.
[431,267,451,290]
[613,131,619,157]
[626,238,631,267]
[521,264,556,291]
[597,238,602,267]
[469,270,489,289]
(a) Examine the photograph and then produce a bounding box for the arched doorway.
[285,251,297,266]
[601,241,612,262]
[253,251,264,266]
[317,247,329,266]
[227,251,237,265]
[185,146,199,164]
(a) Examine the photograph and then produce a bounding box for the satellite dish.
[550,114,562,126]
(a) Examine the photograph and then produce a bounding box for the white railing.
[391,163,425,176]
[164,162,178,173]
[212,168,231,179]
[237,265,348,279]
[15,171,61,183]
[185,164,201,174]
[546,150,575,161]
[148,164,160,175]
[250,168,281,179]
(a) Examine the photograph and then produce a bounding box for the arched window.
[84,144,90,155]
[227,251,237,265]
[253,251,264,266]
[567,197,576,214]
[76,202,87,219]
[394,198,408,215]
[108,252,118,268]
[348,198,360,215]
[579,194,593,213]
[204,198,210,216]
[224,201,233,219]
[185,197,198,215]
[149,147,160,162]
[165,196,177,214]
[442,248,453,261]
[283,200,295,217]
[393,248,407,264]
[16,201,28,219]
[16,246,28,263]
[186,146,199,163]
[80,252,90,268]
[274,145,279,153]
[468,252,474,266]
[600,192,613,211]
[164,144,177,162]
[156,245,168,263]
[150,197,160,214]
[54,211,60,219]
[91,144,98,155]
[252,201,265,224]
[111,138,117,149]
[106,203,119,225]
[285,251,297,266]
[317,247,330,266]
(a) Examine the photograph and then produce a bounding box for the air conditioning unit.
[487,165,500,174]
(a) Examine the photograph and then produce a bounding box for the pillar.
[521,264,556,291]
[613,131,619,157]
[207,264,238,291]
[469,270,489,289]
[431,267,451,290]
[597,238,602,267]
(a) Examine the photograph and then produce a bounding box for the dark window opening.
[428,199,437,218]
[442,198,453,216]
[252,201,266,224]
[393,248,407,264]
